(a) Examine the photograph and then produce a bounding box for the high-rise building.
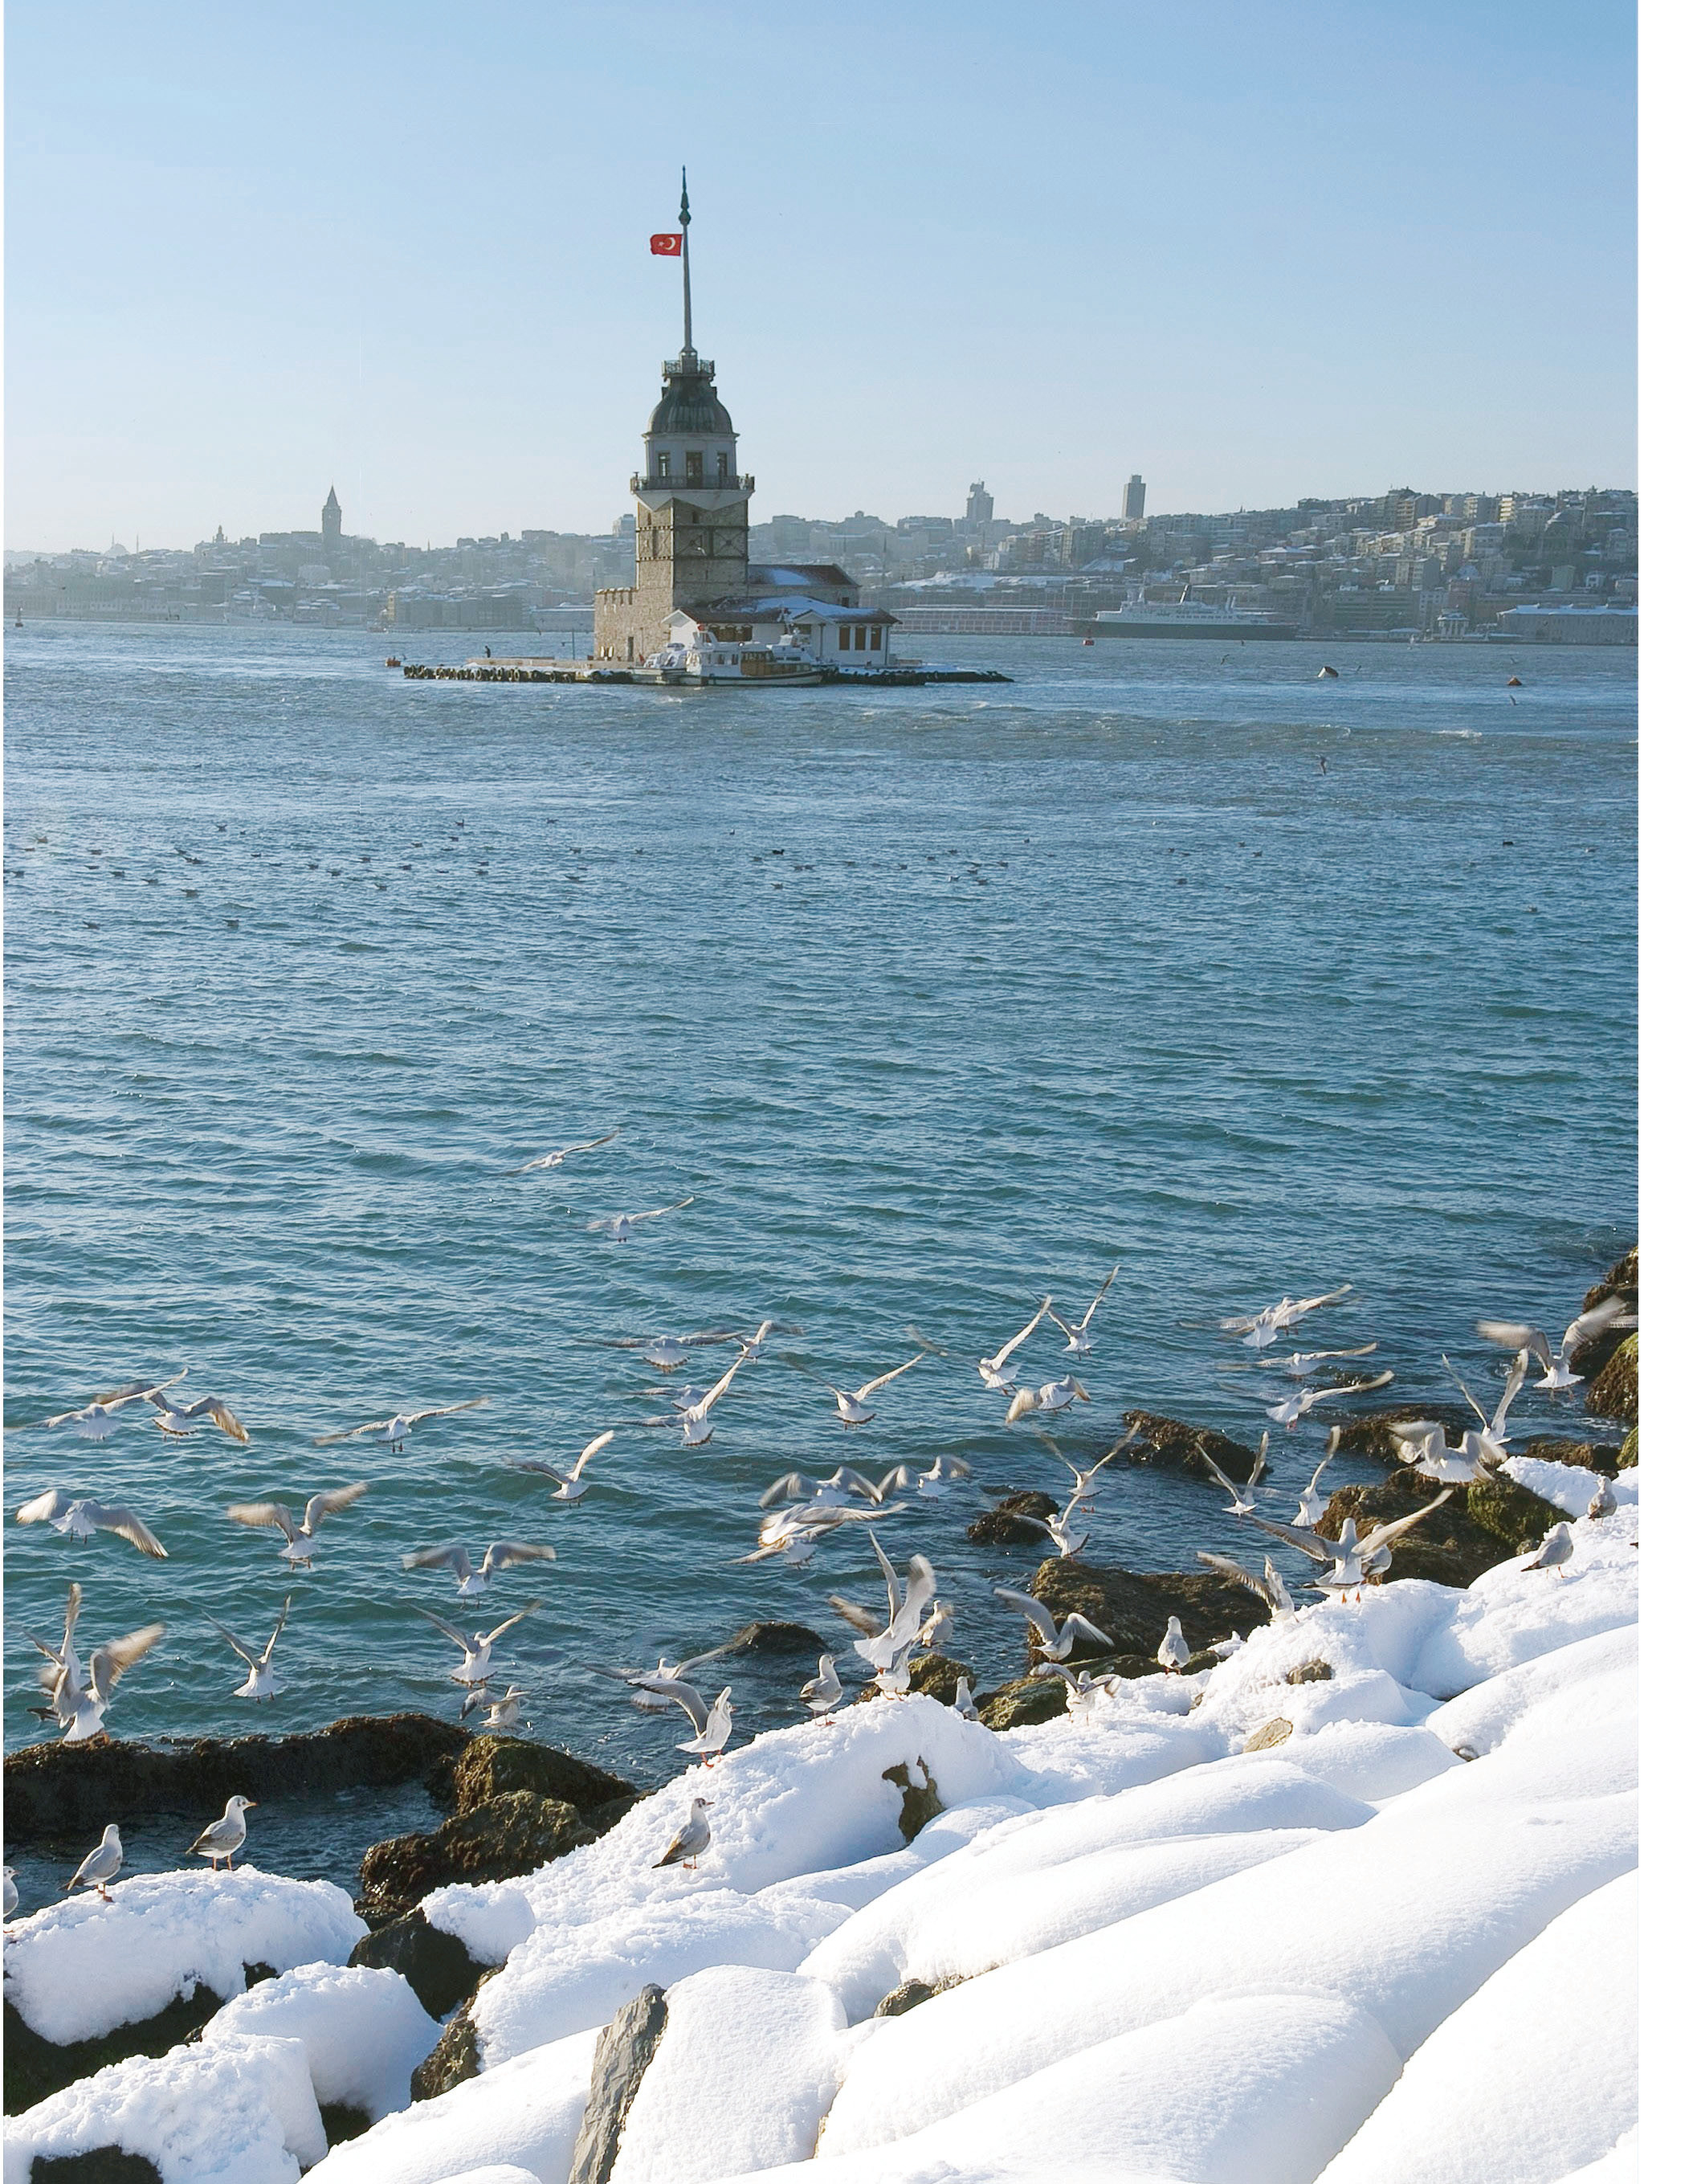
[1122,474,1146,521]
[965,481,993,527]
[322,486,342,547]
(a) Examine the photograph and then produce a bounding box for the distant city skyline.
[6,4,1636,552]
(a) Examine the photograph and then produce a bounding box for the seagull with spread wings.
[977,1300,1050,1391]
[29,1586,165,1743]
[20,1370,186,1443]
[1266,1369,1393,1430]
[792,1351,927,1427]
[991,1584,1114,1664]
[513,1431,614,1504]
[1238,1489,1455,1602]
[1049,1266,1120,1357]
[401,1539,557,1597]
[312,1399,488,1452]
[226,1483,369,1568]
[1476,1296,1632,1390]
[1220,1284,1354,1352]
[1196,1549,1299,1622]
[15,1490,167,1558]
[210,1596,291,1700]
[585,1195,694,1243]
[826,1532,937,1673]
[508,1128,620,1174]
[416,1599,541,1685]
[1195,1431,1270,1516]
[146,1389,250,1443]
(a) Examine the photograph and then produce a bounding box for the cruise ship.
[1091,583,1299,640]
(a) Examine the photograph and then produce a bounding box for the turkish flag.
[650,233,683,256]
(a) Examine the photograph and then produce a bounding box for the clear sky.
[4,1,1637,550]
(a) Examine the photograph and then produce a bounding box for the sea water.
[2,623,1636,1881]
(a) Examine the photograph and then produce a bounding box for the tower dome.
[647,363,735,440]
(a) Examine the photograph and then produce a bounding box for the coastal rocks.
[2,1713,469,1845]
[349,1907,481,2019]
[720,1620,829,1657]
[1115,1411,1262,1484]
[1314,1468,1565,1586]
[357,1792,600,1925]
[875,1974,965,2019]
[975,1675,1070,1731]
[881,1761,944,1843]
[410,1971,499,2101]
[1618,1427,1638,1469]
[1573,1247,1638,1384]
[433,1734,640,1818]
[1242,1718,1294,1751]
[1027,1560,1272,1661]
[903,1653,973,1706]
[966,1489,1059,1547]
[1515,1437,1624,1477]
[1588,1333,1638,1424]
[1331,1407,1474,1460]
[31,2153,162,2183]
[4,1988,227,2117]
[1285,1659,1334,1685]
[566,1983,668,2184]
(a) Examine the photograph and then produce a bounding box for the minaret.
[594,173,755,664]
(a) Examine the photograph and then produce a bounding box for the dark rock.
[720,1621,828,1656]
[881,1761,944,1842]
[6,1985,215,2115]
[443,1735,639,1818]
[349,1906,482,2018]
[975,1674,1068,1731]
[904,1653,973,1705]
[1029,1561,1272,1661]
[243,1962,278,1988]
[1587,1333,1638,1425]
[31,2154,162,2184]
[1515,1438,1623,1478]
[320,2101,373,2149]
[1618,1427,1638,1470]
[358,1790,599,1924]
[1573,1247,1638,1383]
[1116,1412,1262,1484]
[1314,1469,1564,1588]
[875,1974,963,2019]
[1330,1406,1474,1460]
[1285,1659,1333,1685]
[410,1973,496,2102]
[2,1713,469,1847]
[966,1490,1058,1547]
[568,1984,668,2184]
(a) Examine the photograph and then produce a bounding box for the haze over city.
[6,1,1635,553]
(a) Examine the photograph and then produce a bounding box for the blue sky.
[5,1,1636,549]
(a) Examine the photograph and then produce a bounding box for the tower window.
[656,453,670,480]
[716,452,730,483]
[686,451,704,484]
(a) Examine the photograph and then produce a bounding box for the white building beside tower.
[594,175,895,672]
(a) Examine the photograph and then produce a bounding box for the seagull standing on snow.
[1049,1266,1120,1357]
[313,1400,487,1453]
[3,1868,17,1919]
[1476,1297,1634,1391]
[1157,1616,1190,1672]
[63,1824,124,1900]
[953,1674,979,1721]
[585,1195,694,1243]
[14,1490,167,1557]
[800,1655,843,1717]
[513,1431,614,1504]
[654,1797,713,1870]
[977,1300,1050,1391]
[210,1596,291,1700]
[190,1795,256,1871]
[1588,1478,1618,1520]
[401,1540,557,1596]
[226,1483,369,1568]
[1523,1522,1575,1576]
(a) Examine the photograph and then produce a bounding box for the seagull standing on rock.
[654,1798,712,1871]
[63,1824,124,1900]
[190,1795,257,1871]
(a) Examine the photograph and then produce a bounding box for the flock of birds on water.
[4,1132,1634,1900]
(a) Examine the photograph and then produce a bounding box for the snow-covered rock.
[2,1866,365,2045]
[202,1960,440,2122]
[2,2031,325,2184]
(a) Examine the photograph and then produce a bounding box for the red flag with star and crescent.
[650,233,683,255]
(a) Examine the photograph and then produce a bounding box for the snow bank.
[1408,1518,1638,1693]
[1424,1623,1637,1757]
[1316,1869,1637,2182]
[308,2028,599,2184]
[609,1966,847,2181]
[2,1866,365,2045]
[2,2031,324,2184]
[1501,1455,1638,1522]
[202,1961,439,2122]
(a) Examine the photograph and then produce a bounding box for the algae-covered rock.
[875,1974,964,2018]
[1116,1411,1263,1484]
[1467,1472,1569,1549]
[882,1760,944,1841]
[1618,1426,1638,1469]
[903,1652,973,1705]
[966,1489,1059,1546]
[1515,1437,1624,1477]
[1588,1333,1638,1425]
[359,1790,599,1924]
[1315,1468,1563,1586]
[975,1674,1070,1731]
[349,1905,482,2017]
[443,1735,639,1818]
[1029,1560,1271,1660]
[410,1970,498,2102]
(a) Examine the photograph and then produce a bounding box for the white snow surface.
[1315,1868,1637,2184]
[308,2028,599,2184]
[609,1966,847,2181]
[3,2032,325,2184]
[2,1866,366,2044]
[202,1960,440,2121]
[7,1506,1638,2184]
[1501,1453,1639,1520]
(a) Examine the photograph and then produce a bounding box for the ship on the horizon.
[1091,582,1299,640]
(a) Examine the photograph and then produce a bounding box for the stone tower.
[322,485,342,547]
[594,174,754,663]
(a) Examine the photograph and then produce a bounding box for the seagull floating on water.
[654,1796,713,1870]
[1049,1266,1119,1357]
[210,1596,291,1700]
[226,1484,369,1568]
[513,1431,614,1504]
[14,1490,167,1558]
[402,1539,557,1596]
[190,1795,256,1871]
[313,1400,487,1452]
[63,1824,124,1901]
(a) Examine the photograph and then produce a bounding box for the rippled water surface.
[3,623,1636,1861]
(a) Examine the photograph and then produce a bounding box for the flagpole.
[679,167,692,359]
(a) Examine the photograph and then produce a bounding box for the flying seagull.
[416,1599,541,1685]
[226,1484,369,1568]
[30,1588,165,1743]
[313,1400,487,1451]
[1049,1265,1119,1357]
[1221,1285,1353,1352]
[1196,1549,1298,1621]
[22,1370,186,1443]
[977,1300,1050,1391]
[401,1539,557,1596]
[1239,1490,1455,1601]
[146,1389,250,1443]
[991,1584,1112,1663]
[1266,1369,1393,1430]
[794,1352,927,1427]
[1292,1431,1341,1525]
[14,1490,167,1558]
[1475,1297,1634,1391]
[513,1431,614,1504]
[1195,1431,1270,1516]
[826,1532,936,1672]
[585,1196,695,1243]
[1005,1374,1089,1425]
[210,1596,291,1700]
[509,1128,620,1174]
